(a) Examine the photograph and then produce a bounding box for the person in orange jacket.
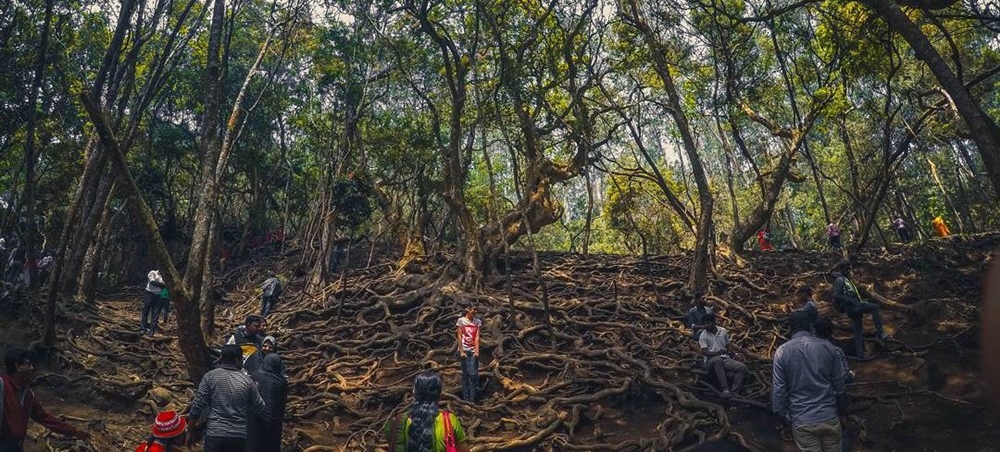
[931,216,951,237]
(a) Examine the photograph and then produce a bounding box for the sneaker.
[722,390,732,398]
[877,331,891,340]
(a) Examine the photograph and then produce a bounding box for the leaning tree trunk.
[866,0,1000,197]
[82,94,212,381]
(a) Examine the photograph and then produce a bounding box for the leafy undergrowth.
[2,234,998,451]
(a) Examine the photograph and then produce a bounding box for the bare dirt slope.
[1,234,997,451]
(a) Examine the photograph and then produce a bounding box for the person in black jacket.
[249,353,287,452]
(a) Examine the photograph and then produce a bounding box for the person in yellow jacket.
[931,216,951,237]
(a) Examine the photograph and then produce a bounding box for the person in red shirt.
[455,305,482,403]
[134,410,187,452]
[757,228,774,251]
[0,348,89,452]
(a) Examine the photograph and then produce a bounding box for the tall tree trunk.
[620,0,714,293]
[32,0,55,343]
[25,0,55,295]
[183,0,226,312]
[77,184,117,302]
[82,94,211,381]
[867,0,1000,197]
[65,168,115,294]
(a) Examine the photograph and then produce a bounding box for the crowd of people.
[0,252,897,452]
[754,214,952,253]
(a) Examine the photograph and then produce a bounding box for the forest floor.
[1,234,999,451]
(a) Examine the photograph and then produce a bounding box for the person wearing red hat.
[135,411,187,452]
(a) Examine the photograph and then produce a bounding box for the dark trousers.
[897,228,911,242]
[140,291,163,335]
[205,436,246,452]
[0,438,24,452]
[460,350,478,402]
[829,235,841,249]
[247,417,283,452]
[261,295,277,317]
[849,302,884,358]
[707,356,748,392]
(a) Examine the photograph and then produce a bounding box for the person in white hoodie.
[141,270,166,337]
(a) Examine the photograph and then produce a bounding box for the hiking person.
[831,261,888,360]
[225,315,266,372]
[455,305,482,403]
[698,313,749,397]
[384,371,470,452]
[1,348,90,451]
[188,345,265,452]
[686,292,714,340]
[36,253,52,287]
[772,311,848,452]
[757,228,773,251]
[141,270,167,337]
[892,217,910,242]
[249,354,288,452]
[260,275,282,318]
[931,216,951,237]
[793,286,819,327]
[134,410,188,452]
[826,223,841,250]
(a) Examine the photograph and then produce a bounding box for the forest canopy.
[0,0,998,374]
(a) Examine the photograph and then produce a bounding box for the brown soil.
[1,234,998,451]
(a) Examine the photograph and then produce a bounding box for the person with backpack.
[224,315,267,372]
[188,345,265,452]
[134,410,188,452]
[384,371,470,452]
[159,286,171,324]
[141,270,167,337]
[455,305,482,403]
[260,275,283,318]
[1,348,90,451]
[831,261,888,360]
[248,354,288,452]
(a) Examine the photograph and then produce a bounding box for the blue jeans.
[460,351,478,402]
[849,302,884,358]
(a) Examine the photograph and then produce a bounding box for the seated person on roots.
[831,261,888,360]
[698,313,749,397]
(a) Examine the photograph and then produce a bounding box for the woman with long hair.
[386,371,470,452]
